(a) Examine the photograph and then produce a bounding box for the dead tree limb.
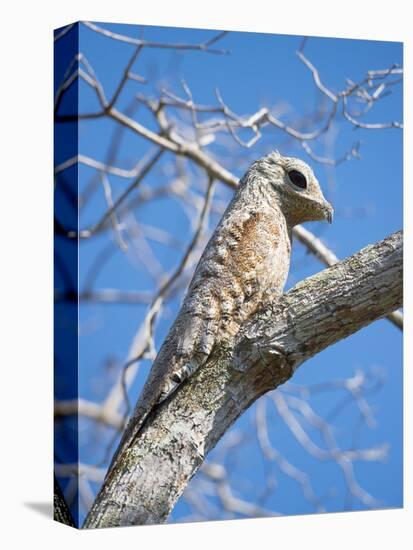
[84,230,402,528]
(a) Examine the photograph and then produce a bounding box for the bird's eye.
[288,170,307,190]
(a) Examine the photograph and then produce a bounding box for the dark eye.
[288,170,307,190]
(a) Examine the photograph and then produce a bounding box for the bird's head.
[246,151,334,226]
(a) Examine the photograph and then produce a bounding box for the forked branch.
[84,230,402,528]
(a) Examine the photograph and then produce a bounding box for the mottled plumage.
[108,151,333,473]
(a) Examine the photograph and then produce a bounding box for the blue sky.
[54,22,403,526]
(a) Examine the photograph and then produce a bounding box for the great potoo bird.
[108,150,333,473]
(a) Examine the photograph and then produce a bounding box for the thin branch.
[80,148,165,238]
[342,95,403,129]
[55,153,148,179]
[54,23,75,42]
[54,398,124,429]
[82,21,229,55]
[301,140,361,166]
[99,171,128,250]
[256,398,324,511]
[107,44,144,110]
[297,39,338,102]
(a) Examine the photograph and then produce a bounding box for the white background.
[0,1,410,548]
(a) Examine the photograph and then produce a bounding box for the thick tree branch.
[293,225,402,329]
[84,230,402,528]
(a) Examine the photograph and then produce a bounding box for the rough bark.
[54,475,75,527]
[84,230,402,529]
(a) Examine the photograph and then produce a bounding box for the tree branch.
[54,398,124,429]
[54,475,75,527]
[293,225,402,329]
[84,230,402,528]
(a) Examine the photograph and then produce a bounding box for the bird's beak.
[324,203,334,224]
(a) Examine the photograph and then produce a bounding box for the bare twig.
[82,21,229,55]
